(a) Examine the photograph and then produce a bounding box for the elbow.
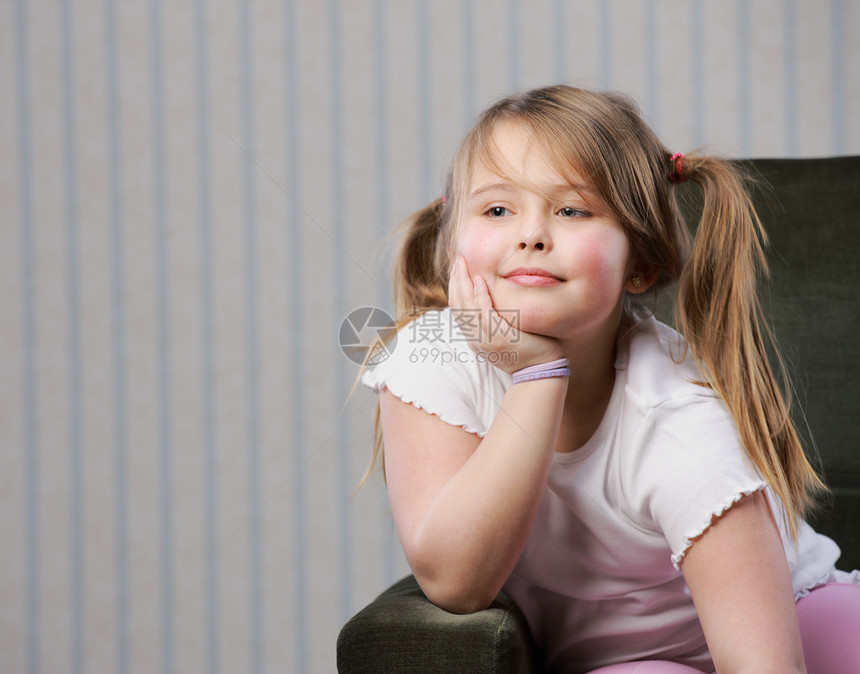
[402,536,505,613]
[412,566,499,614]
[423,580,497,614]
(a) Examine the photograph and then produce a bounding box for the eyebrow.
[469,181,594,200]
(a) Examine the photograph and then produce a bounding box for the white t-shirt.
[362,308,845,673]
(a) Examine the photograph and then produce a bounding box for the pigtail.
[357,197,449,486]
[673,156,825,538]
[393,197,450,320]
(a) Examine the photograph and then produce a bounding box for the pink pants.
[588,582,860,673]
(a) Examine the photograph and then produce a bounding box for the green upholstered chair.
[337,156,860,673]
[337,575,541,673]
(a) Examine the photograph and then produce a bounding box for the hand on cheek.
[448,256,564,374]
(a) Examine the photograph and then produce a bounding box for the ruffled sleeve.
[624,394,768,570]
[360,308,511,437]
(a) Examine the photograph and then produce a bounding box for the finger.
[459,256,475,305]
[472,275,512,347]
[476,275,505,344]
[447,255,465,309]
[449,257,477,345]
[471,275,493,312]
[453,256,475,311]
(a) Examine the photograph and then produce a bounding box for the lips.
[502,267,565,287]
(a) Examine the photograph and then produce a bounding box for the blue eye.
[485,206,511,218]
[558,206,589,218]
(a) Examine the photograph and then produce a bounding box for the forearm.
[405,377,566,613]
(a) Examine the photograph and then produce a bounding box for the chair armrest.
[337,575,541,673]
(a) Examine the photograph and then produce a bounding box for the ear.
[624,263,660,294]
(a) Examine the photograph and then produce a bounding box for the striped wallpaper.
[1,1,857,672]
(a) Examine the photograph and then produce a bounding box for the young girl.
[360,85,860,673]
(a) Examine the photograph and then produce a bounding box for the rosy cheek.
[456,230,495,271]
[578,234,630,291]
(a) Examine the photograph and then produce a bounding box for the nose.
[517,214,551,252]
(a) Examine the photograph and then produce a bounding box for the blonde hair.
[362,85,823,536]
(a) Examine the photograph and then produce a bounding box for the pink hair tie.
[441,195,447,206]
[669,152,687,184]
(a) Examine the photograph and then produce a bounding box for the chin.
[508,307,565,337]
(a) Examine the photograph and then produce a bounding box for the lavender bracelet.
[511,357,571,385]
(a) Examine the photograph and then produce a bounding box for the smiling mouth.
[502,267,565,287]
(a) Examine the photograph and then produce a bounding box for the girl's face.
[455,122,641,345]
